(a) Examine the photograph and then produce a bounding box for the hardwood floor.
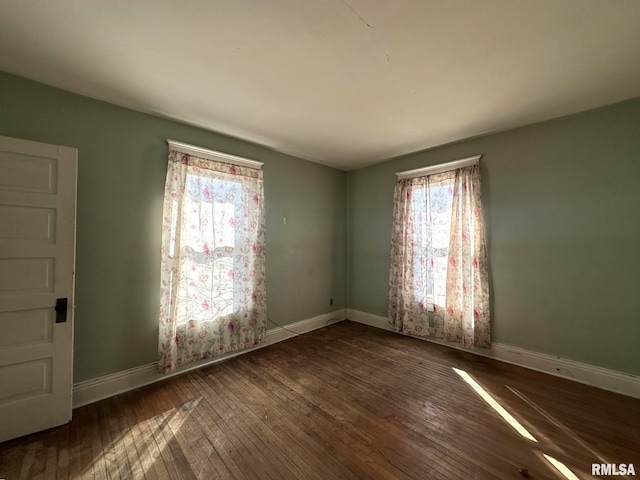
[1,321,639,479]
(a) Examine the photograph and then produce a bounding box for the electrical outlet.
[329,298,333,306]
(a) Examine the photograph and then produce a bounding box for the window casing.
[389,155,490,348]
[159,141,267,373]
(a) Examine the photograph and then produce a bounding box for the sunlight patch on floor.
[453,368,581,480]
[452,367,537,442]
[505,385,610,465]
[543,454,580,480]
[84,397,202,478]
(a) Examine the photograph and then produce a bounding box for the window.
[179,175,245,319]
[158,141,267,373]
[412,180,453,310]
[388,156,491,348]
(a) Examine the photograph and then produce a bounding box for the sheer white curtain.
[158,150,267,373]
[388,163,490,348]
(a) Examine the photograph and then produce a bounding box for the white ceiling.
[1,1,640,170]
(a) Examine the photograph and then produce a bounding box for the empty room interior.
[1,1,640,479]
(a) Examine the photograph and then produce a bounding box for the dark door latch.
[55,298,68,323]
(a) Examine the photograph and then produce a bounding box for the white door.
[0,135,77,443]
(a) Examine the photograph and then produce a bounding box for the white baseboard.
[346,308,640,400]
[346,309,393,331]
[73,309,346,408]
[489,344,640,400]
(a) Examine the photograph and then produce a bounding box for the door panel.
[0,151,58,193]
[0,135,76,443]
[0,205,56,242]
[0,308,54,348]
[0,257,55,293]
[0,358,52,402]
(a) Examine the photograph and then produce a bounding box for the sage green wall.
[3,70,638,382]
[0,72,347,382]
[347,98,640,375]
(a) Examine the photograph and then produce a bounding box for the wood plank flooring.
[1,321,639,479]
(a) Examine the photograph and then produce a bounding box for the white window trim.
[396,155,481,179]
[167,139,263,170]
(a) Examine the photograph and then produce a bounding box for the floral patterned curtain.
[388,164,490,348]
[158,150,267,373]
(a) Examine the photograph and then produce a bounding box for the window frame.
[396,155,480,180]
[396,155,482,312]
[167,139,264,170]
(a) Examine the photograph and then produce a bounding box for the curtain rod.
[167,139,264,170]
[396,155,481,179]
